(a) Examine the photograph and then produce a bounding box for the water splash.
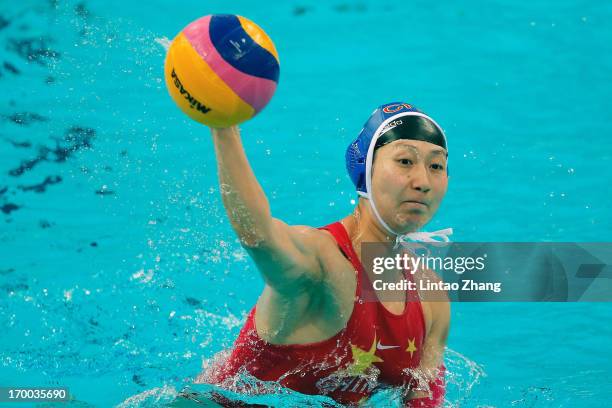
[115,384,180,407]
[154,36,171,52]
[444,348,487,406]
[116,346,486,407]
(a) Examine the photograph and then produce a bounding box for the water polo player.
[199,102,451,407]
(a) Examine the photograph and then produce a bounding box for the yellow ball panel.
[164,32,255,127]
[237,16,279,62]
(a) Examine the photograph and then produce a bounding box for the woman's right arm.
[211,126,324,294]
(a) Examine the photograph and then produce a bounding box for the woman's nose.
[410,163,431,193]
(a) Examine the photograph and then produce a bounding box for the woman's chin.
[390,218,423,235]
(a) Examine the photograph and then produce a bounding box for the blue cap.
[346,102,447,195]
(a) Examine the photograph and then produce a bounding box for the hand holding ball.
[164,14,280,128]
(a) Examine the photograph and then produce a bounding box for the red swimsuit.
[208,222,444,406]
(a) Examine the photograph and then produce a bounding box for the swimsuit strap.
[318,222,366,304]
[318,221,364,275]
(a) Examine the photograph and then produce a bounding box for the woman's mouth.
[402,200,428,208]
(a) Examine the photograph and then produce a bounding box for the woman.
[199,102,451,407]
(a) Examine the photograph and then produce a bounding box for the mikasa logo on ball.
[170,69,212,114]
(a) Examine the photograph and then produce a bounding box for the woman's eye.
[398,159,412,166]
[431,163,445,171]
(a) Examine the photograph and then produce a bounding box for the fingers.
[210,125,239,137]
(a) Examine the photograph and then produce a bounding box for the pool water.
[1,0,611,406]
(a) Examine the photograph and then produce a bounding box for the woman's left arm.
[402,298,450,407]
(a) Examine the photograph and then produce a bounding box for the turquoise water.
[1,0,611,406]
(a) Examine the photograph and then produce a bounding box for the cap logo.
[382,103,413,114]
[379,119,403,135]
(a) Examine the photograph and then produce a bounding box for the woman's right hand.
[209,125,239,138]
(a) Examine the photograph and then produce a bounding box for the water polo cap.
[345,102,453,244]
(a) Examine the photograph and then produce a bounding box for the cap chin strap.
[358,191,454,247]
[359,111,454,247]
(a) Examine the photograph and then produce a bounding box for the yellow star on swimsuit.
[405,337,417,358]
[345,333,383,376]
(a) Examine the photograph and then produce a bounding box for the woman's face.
[370,139,448,234]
